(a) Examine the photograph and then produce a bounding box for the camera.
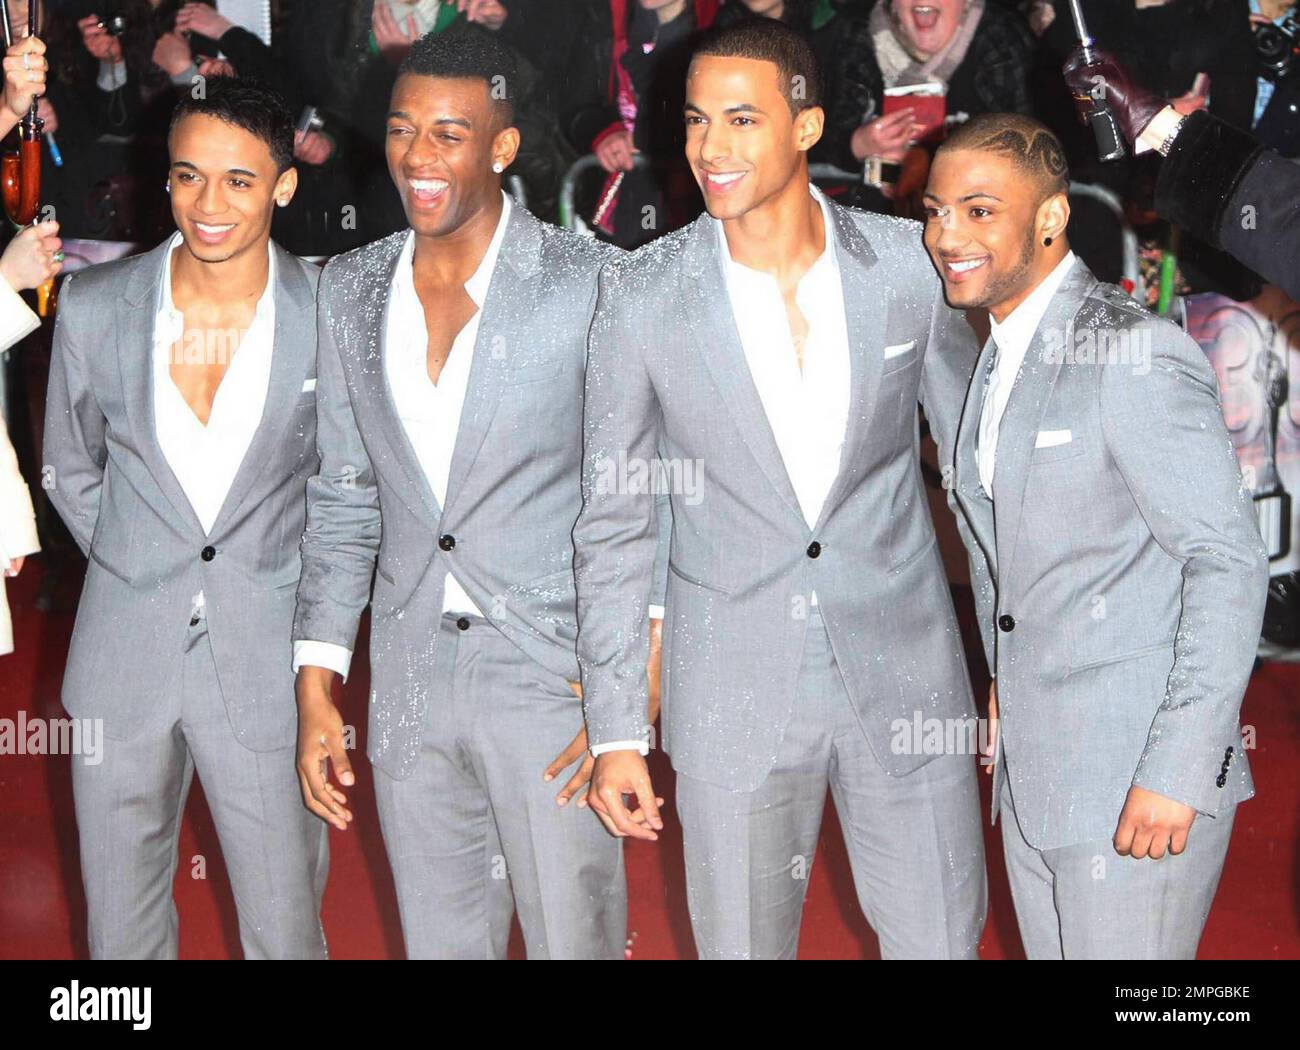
[296,106,325,137]
[95,14,129,37]
[1255,14,1300,80]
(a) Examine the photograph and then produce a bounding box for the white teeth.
[409,178,448,193]
[947,258,987,273]
[706,171,744,185]
[195,222,234,234]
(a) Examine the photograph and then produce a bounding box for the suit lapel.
[357,232,442,522]
[208,244,315,537]
[814,201,886,532]
[682,213,805,524]
[117,238,205,538]
[442,205,542,522]
[953,333,998,569]
[992,260,1097,593]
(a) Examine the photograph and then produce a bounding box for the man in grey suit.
[43,79,327,959]
[575,20,986,959]
[922,113,1269,958]
[291,29,664,959]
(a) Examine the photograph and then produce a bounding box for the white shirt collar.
[988,250,1077,358]
[394,190,513,306]
[713,183,840,283]
[157,229,277,323]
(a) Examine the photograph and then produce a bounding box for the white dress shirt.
[976,251,1076,497]
[293,193,512,681]
[154,231,277,619]
[591,185,851,758]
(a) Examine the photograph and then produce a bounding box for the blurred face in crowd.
[684,54,823,223]
[167,114,295,265]
[921,147,1069,321]
[892,0,964,59]
[386,73,519,239]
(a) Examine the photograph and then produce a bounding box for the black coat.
[1155,109,1300,303]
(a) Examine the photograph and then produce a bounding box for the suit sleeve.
[42,274,106,557]
[1099,318,1269,816]
[1154,110,1300,302]
[918,281,994,671]
[292,271,382,654]
[573,262,662,749]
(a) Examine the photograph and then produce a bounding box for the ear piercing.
[492,162,504,174]
[1043,235,1053,246]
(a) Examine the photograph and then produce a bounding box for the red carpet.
[2,558,1296,959]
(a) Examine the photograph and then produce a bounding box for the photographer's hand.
[175,3,234,41]
[77,14,123,64]
[458,0,508,30]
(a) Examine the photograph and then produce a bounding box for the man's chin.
[939,281,985,311]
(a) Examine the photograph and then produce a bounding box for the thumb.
[328,734,355,786]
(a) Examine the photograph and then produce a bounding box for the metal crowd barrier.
[557,154,863,233]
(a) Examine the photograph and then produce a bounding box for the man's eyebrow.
[683,102,764,115]
[958,192,1002,203]
[170,161,258,178]
[387,110,473,130]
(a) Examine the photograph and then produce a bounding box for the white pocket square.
[301,378,317,393]
[883,340,915,360]
[1035,428,1072,448]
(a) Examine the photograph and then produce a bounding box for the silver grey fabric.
[675,607,986,959]
[998,774,1235,959]
[44,238,322,751]
[71,619,328,959]
[373,612,625,960]
[294,206,664,957]
[947,259,1268,852]
[43,237,327,959]
[575,200,981,790]
[293,205,667,779]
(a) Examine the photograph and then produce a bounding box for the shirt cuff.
[590,739,650,758]
[293,640,352,682]
[648,604,665,620]
[1138,105,1182,155]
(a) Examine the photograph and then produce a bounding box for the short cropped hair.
[398,25,517,127]
[170,75,295,173]
[938,113,1070,199]
[693,17,823,113]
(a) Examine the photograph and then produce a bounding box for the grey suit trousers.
[675,606,987,959]
[71,616,328,959]
[998,769,1235,959]
[372,612,625,960]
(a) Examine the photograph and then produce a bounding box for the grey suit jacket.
[948,258,1268,850]
[574,199,982,793]
[43,237,322,749]
[293,205,666,780]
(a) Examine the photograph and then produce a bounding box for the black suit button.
[1216,774,1227,788]
[439,534,456,551]
[200,545,216,562]
[998,614,1016,632]
[456,617,470,631]
[806,541,821,559]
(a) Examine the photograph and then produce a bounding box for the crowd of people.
[0,0,1291,271]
